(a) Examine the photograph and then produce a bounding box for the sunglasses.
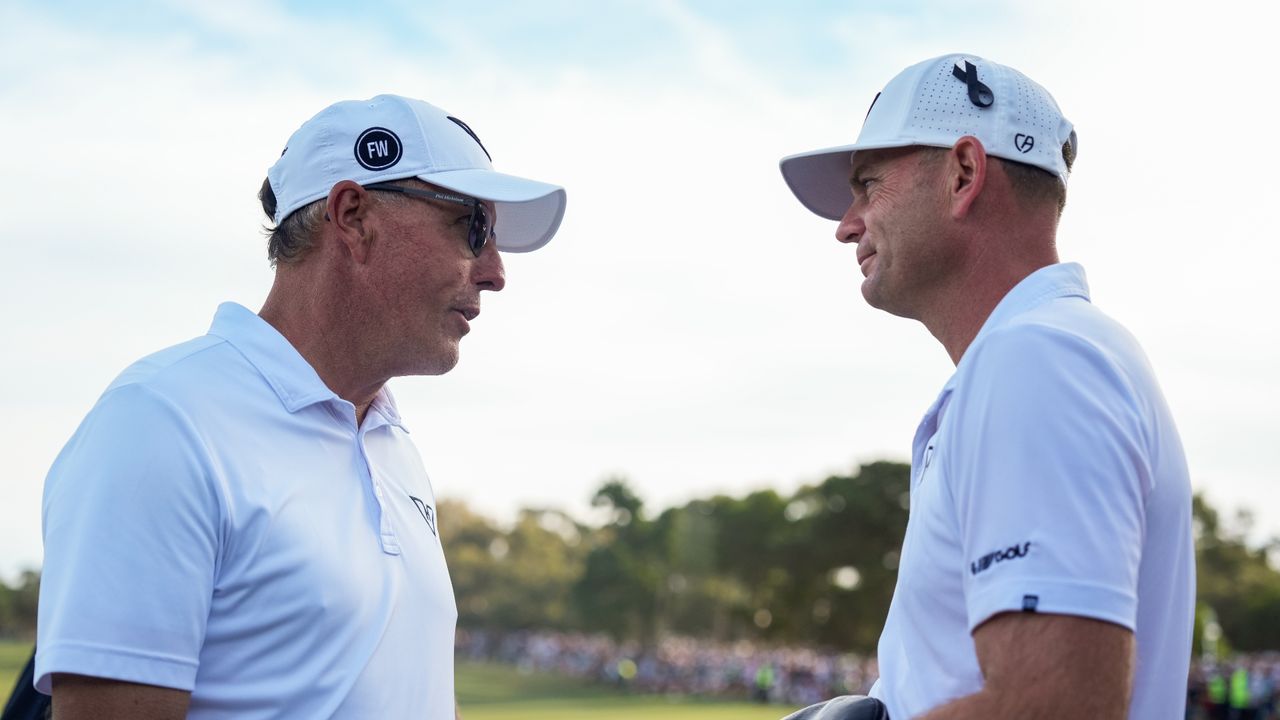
[364,182,492,257]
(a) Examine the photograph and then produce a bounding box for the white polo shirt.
[869,263,1194,719]
[37,302,458,719]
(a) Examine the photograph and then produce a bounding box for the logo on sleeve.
[355,127,403,170]
[969,541,1031,576]
[409,495,437,536]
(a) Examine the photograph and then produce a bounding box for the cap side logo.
[1014,133,1035,153]
[354,127,402,170]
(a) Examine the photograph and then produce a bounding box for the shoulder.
[106,333,235,398]
[958,305,1147,413]
[941,310,1159,496]
[46,334,247,503]
[97,331,277,432]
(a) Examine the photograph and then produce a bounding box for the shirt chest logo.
[409,495,437,536]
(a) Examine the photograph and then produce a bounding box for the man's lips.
[857,247,876,277]
[451,306,479,334]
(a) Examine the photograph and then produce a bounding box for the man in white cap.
[36,94,566,719]
[780,55,1193,719]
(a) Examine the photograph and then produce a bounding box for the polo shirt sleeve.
[36,382,222,694]
[947,322,1149,634]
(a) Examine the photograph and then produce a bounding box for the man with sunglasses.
[35,94,566,719]
[779,56,1193,718]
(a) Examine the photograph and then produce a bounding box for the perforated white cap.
[267,94,566,252]
[780,54,1077,220]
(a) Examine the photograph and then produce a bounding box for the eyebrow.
[849,165,871,187]
[849,158,880,187]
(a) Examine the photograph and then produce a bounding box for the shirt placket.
[357,415,401,556]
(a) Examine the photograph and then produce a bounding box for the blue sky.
[2,0,1277,580]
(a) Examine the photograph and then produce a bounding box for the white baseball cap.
[780,54,1077,220]
[267,94,567,252]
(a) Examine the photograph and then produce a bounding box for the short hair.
[257,177,435,265]
[917,140,1076,217]
[998,138,1076,217]
[258,177,325,266]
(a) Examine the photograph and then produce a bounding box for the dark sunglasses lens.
[470,206,489,256]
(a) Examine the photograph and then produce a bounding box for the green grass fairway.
[0,642,797,719]
[457,661,798,720]
[460,697,795,720]
[1,641,33,707]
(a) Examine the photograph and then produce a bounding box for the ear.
[325,180,376,264]
[947,136,988,220]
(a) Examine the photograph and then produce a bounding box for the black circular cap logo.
[354,127,402,170]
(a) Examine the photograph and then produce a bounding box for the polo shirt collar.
[925,263,1091,434]
[208,303,337,412]
[976,262,1089,345]
[948,262,1091,382]
[206,302,406,430]
[369,387,405,429]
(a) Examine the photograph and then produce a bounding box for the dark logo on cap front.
[1014,133,1035,153]
[354,127,402,170]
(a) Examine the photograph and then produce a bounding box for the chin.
[861,282,883,310]
[419,353,460,376]
[397,341,460,377]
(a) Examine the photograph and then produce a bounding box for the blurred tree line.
[441,461,1280,655]
[436,461,912,653]
[0,570,39,640]
[1191,495,1280,654]
[3,462,1279,655]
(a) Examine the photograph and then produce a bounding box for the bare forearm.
[52,674,191,720]
[917,683,1126,720]
[916,613,1133,720]
[916,681,1087,720]
[915,690,995,720]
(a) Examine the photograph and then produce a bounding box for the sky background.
[1,0,1276,581]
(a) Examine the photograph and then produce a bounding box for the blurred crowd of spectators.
[1187,655,1280,719]
[455,628,878,707]
[458,629,1280,716]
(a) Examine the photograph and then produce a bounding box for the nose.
[835,203,863,245]
[473,240,505,292]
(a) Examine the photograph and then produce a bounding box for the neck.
[259,269,385,425]
[923,240,1057,365]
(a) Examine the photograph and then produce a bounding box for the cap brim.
[421,168,567,253]
[779,145,858,221]
[780,139,937,220]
